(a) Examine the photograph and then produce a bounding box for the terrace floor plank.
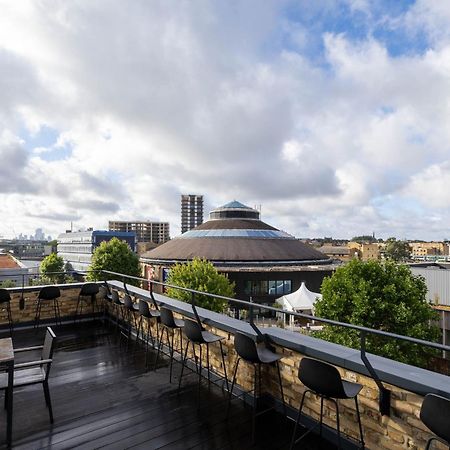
[0,322,334,450]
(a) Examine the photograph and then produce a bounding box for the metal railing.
[97,269,450,417]
[2,268,449,415]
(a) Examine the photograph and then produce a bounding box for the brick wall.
[3,285,443,450]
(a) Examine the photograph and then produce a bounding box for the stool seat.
[199,330,224,344]
[256,345,283,364]
[341,380,363,399]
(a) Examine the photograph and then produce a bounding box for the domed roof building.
[141,201,334,304]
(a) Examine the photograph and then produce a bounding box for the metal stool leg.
[355,397,365,449]
[226,357,240,419]
[276,360,287,417]
[178,339,190,392]
[289,389,310,450]
[334,399,341,449]
[6,303,13,336]
[169,328,175,383]
[219,341,229,392]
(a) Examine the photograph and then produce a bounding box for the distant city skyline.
[1,1,450,241]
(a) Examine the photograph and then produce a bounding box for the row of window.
[244,280,292,296]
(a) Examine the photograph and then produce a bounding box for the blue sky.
[1,0,450,240]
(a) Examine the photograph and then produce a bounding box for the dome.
[143,201,330,266]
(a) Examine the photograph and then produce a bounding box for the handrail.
[96,269,450,417]
[98,269,450,352]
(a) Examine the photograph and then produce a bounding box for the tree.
[351,235,377,244]
[314,259,439,367]
[40,253,65,283]
[384,237,411,262]
[87,237,141,285]
[166,258,235,313]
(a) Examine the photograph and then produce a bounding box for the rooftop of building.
[143,201,330,265]
[0,253,21,269]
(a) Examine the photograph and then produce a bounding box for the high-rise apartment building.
[108,221,170,244]
[181,194,203,233]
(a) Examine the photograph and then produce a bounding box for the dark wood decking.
[0,323,334,450]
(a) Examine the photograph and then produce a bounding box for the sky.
[1,0,450,241]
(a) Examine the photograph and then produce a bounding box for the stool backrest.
[420,393,450,444]
[234,332,259,363]
[184,319,203,342]
[0,289,11,304]
[43,327,56,380]
[139,299,150,317]
[38,286,61,301]
[111,290,120,304]
[124,294,134,310]
[97,286,107,300]
[160,307,177,327]
[79,283,99,297]
[298,357,347,399]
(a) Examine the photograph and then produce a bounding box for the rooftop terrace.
[0,276,448,449]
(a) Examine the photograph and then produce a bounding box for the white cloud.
[0,1,450,240]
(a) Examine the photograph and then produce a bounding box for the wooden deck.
[0,322,334,450]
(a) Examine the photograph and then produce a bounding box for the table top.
[0,338,13,363]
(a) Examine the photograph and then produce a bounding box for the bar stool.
[154,307,184,383]
[227,332,286,442]
[0,289,13,336]
[123,293,139,346]
[74,283,99,323]
[34,286,61,329]
[178,318,229,393]
[290,357,365,449]
[420,393,450,449]
[137,300,160,366]
[110,289,122,337]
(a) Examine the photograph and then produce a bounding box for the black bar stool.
[123,293,139,346]
[227,332,286,443]
[178,318,229,393]
[110,289,122,337]
[137,300,160,366]
[74,283,99,322]
[420,393,450,449]
[154,307,184,383]
[34,286,61,329]
[290,357,365,449]
[0,289,13,336]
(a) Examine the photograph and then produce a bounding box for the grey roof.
[220,200,251,209]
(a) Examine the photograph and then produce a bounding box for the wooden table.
[0,338,13,447]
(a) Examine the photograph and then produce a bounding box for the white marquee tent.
[276,282,322,328]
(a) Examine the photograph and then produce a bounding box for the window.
[244,279,292,296]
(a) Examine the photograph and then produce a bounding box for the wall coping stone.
[110,281,450,398]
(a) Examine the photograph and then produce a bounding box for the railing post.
[20,273,25,310]
[360,331,391,416]
[191,291,202,327]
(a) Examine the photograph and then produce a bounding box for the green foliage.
[384,237,411,262]
[0,280,15,288]
[314,259,440,367]
[87,237,141,285]
[166,258,235,313]
[351,235,377,243]
[40,253,65,283]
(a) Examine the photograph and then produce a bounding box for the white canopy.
[277,282,321,314]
